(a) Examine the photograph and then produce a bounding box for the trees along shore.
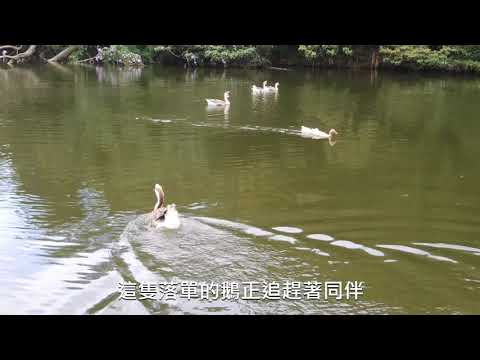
[2,45,480,74]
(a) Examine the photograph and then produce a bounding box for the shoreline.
[3,61,480,78]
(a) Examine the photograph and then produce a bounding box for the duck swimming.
[252,85,264,93]
[206,91,230,107]
[300,126,338,139]
[252,81,268,93]
[152,184,181,229]
[264,81,280,92]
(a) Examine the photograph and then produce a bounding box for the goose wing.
[206,98,224,105]
[153,206,168,221]
[301,126,328,137]
[301,126,316,133]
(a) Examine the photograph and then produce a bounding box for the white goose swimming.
[162,204,181,229]
[301,126,338,139]
[152,184,181,229]
[264,81,280,92]
[252,81,267,93]
[252,85,263,93]
[206,91,230,107]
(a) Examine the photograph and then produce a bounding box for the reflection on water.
[0,66,41,89]
[1,65,480,314]
[95,65,143,85]
[206,103,230,121]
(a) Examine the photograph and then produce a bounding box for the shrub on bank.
[153,45,270,68]
[379,45,480,73]
[96,46,144,67]
[29,45,480,74]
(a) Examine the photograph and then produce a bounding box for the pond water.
[1,64,480,314]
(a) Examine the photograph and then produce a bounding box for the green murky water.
[1,64,480,314]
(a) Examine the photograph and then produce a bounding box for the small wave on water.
[295,247,330,257]
[192,216,274,237]
[146,117,337,142]
[187,205,207,210]
[3,181,461,315]
[376,245,458,263]
[0,185,138,315]
[152,119,173,123]
[185,202,216,211]
[136,116,187,124]
[110,213,400,314]
[307,234,335,242]
[269,234,297,244]
[330,240,385,257]
[112,214,287,314]
[272,226,304,234]
[413,243,480,255]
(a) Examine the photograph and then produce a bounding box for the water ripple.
[272,226,303,234]
[376,245,457,263]
[331,240,384,257]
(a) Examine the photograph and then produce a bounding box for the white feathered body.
[252,85,264,93]
[301,126,330,139]
[206,91,230,107]
[155,204,181,229]
[264,82,279,92]
[206,99,227,106]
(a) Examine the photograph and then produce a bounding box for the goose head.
[329,129,338,137]
[224,91,231,101]
[153,184,165,211]
[155,183,164,196]
[263,80,268,88]
[275,82,280,89]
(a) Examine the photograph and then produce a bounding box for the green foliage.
[380,45,448,69]
[451,45,480,61]
[125,45,156,64]
[69,46,90,62]
[18,45,480,74]
[97,45,143,66]
[380,45,480,73]
[298,45,354,64]
[298,45,321,62]
[203,45,265,66]
[342,47,353,57]
[297,45,480,73]
[154,45,270,67]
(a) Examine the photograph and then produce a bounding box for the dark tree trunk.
[352,45,380,69]
[48,46,80,63]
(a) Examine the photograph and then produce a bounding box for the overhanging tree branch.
[0,45,37,64]
[0,45,22,52]
[75,56,97,64]
[48,45,80,63]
